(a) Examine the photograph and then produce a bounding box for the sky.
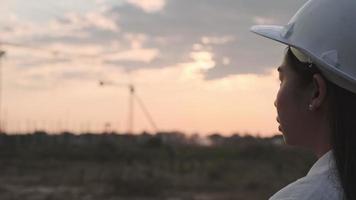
[0,0,308,136]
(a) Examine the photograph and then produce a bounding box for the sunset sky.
[0,0,308,136]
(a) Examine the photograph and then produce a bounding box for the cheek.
[275,84,299,129]
[275,83,308,144]
[275,84,290,114]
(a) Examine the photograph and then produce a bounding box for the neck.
[307,111,333,158]
[314,145,332,158]
[310,125,332,158]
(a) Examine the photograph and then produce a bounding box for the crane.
[99,80,158,134]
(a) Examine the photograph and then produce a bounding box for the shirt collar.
[307,150,335,176]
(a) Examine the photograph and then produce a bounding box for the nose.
[274,99,277,108]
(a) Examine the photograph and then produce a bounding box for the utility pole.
[0,49,5,133]
[128,84,134,134]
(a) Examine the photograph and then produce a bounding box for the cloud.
[105,0,308,79]
[60,11,120,32]
[126,0,165,13]
[201,36,236,45]
[1,0,309,91]
[0,8,119,43]
[253,16,276,25]
[104,47,160,63]
[180,50,216,80]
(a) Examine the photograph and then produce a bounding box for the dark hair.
[285,47,356,200]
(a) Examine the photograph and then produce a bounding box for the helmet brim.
[250,25,291,47]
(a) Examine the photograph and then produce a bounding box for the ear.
[310,73,327,110]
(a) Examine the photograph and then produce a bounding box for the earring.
[308,104,313,111]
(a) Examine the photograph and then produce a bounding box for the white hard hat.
[250,0,356,94]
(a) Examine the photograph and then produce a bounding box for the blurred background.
[0,0,314,199]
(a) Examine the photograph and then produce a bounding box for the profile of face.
[274,54,315,146]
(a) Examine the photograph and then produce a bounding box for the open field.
[0,132,315,200]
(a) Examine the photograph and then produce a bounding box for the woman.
[250,0,356,199]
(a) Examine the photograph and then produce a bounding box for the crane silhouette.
[99,80,158,134]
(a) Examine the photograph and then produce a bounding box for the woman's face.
[275,56,312,146]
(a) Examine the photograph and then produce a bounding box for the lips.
[276,117,282,131]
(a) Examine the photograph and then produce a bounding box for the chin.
[282,134,303,147]
[280,130,293,145]
[283,137,294,146]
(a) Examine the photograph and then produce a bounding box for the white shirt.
[269,150,344,200]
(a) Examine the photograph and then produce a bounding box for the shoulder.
[269,172,343,200]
